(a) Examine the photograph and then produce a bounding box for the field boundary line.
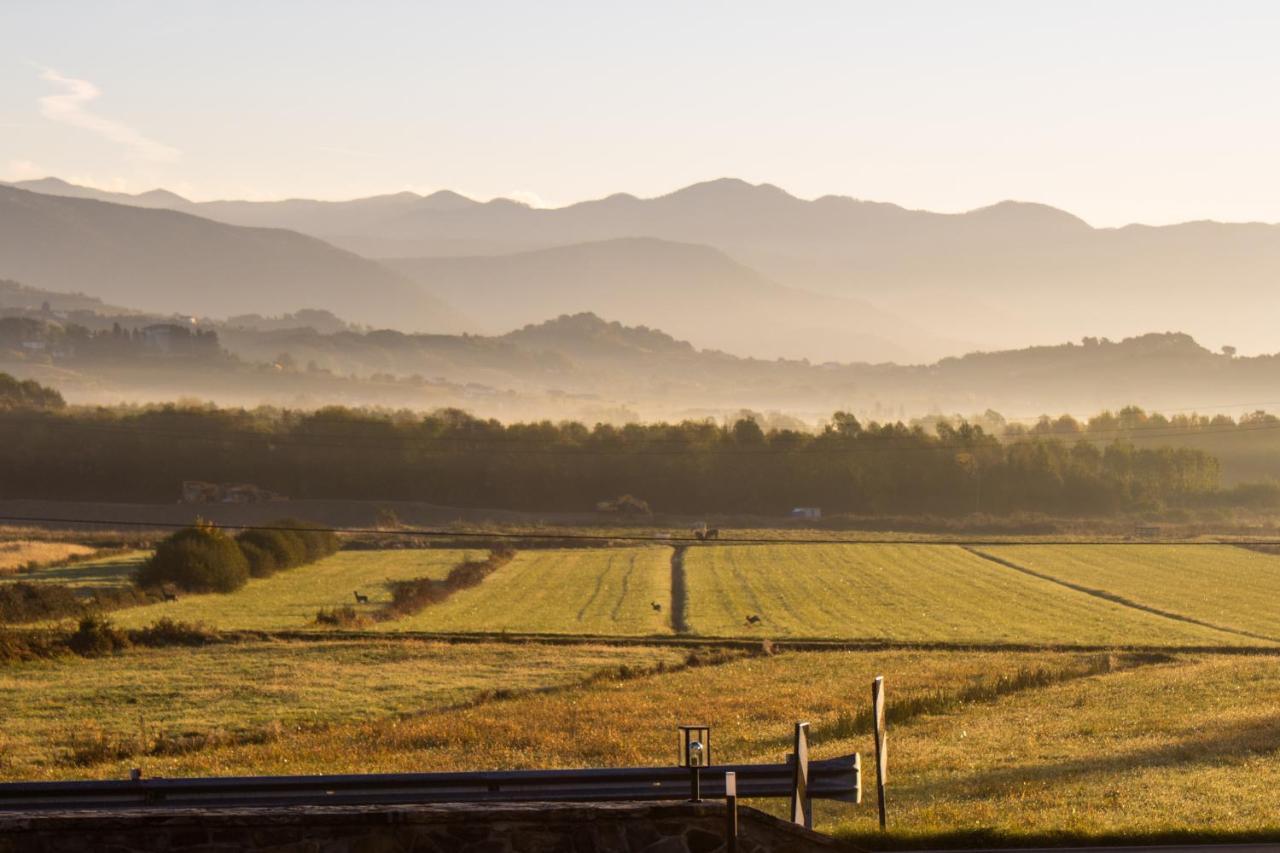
[964,547,1280,644]
[216,628,1280,656]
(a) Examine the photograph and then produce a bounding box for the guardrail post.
[872,675,888,830]
[790,721,811,829]
[725,771,738,853]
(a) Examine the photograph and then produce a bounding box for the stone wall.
[0,800,852,853]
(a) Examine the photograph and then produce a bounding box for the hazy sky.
[4,1,1279,226]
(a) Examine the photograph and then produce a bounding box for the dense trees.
[0,404,1231,516]
[0,372,63,410]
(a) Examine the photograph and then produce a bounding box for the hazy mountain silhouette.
[0,186,467,331]
[385,237,956,362]
[15,176,1280,357]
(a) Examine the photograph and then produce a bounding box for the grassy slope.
[12,648,1111,780]
[984,544,1280,640]
[0,639,685,779]
[828,653,1280,839]
[105,550,480,630]
[682,544,1248,645]
[384,547,673,635]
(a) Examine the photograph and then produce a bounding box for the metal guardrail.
[0,754,860,812]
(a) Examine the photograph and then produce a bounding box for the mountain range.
[0,185,465,332]
[8,176,1280,361]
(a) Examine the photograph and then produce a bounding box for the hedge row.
[384,548,515,618]
[0,582,158,625]
[136,519,339,594]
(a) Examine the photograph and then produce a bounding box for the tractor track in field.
[964,547,1280,644]
[670,545,690,634]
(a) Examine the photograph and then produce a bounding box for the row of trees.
[137,520,339,593]
[0,402,1231,516]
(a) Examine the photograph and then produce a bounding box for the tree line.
[0,399,1238,516]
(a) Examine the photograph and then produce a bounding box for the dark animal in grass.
[693,529,706,541]
[162,588,178,603]
[704,528,720,540]
[354,591,370,604]
[745,614,762,626]
[651,601,662,612]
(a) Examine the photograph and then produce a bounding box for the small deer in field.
[353,591,370,604]
[162,588,178,603]
[745,614,762,626]
[651,601,662,612]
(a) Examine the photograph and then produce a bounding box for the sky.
[3,1,1280,226]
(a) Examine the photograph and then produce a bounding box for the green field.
[383,547,673,635]
[104,550,481,630]
[982,544,1280,641]
[681,544,1250,645]
[20,550,149,589]
[8,535,1280,839]
[0,639,686,779]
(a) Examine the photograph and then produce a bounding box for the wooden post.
[872,675,888,830]
[724,771,738,853]
[790,721,811,829]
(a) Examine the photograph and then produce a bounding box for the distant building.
[790,507,822,520]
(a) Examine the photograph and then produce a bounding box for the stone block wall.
[0,800,852,852]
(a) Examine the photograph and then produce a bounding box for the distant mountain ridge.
[0,185,468,332]
[12,175,1280,358]
[385,237,954,362]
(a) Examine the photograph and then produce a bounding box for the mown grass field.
[383,547,673,635]
[982,544,1280,641]
[681,544,1249,645]
[0,639,687,779]
[6,534,1280,839]
[104,550,482,630]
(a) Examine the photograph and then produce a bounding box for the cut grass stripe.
[968,546,1280,644]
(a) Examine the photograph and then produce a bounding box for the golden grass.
[682,544,1248,645]
[7,638,1279,836]
[381,547,673,635]
[984,544,1280,641]
[24,648,1130,781]
[0,540,96,573]
[103,550,481,630]
[826,653,1280,837]
[0,639,686,779]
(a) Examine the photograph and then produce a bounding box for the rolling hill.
[0,185,467,332]
[385,237,946,362]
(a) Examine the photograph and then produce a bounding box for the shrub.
[128,618,218,647]
[136,524,249,593]
[68,615,130,657]
[236,541,279,578]
[235,527,306,574]
[0,581,83,623]
[315,605,362,627]
[275,518,339,562]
